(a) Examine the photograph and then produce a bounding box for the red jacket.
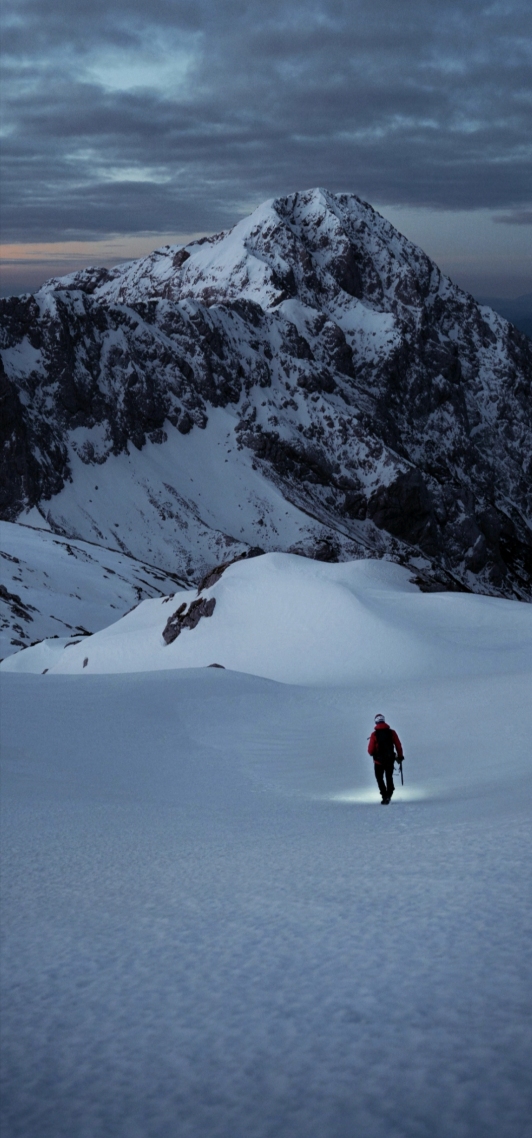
[368,722,403,761]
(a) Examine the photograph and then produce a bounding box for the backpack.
[375,727,395,762]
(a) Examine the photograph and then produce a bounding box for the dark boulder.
[162,597,216,645]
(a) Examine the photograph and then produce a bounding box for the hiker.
[368,714,403,804]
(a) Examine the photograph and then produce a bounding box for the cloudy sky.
[1,0,531,297]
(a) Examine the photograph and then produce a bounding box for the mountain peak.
[35,188,432,313]
[1,187,532,658]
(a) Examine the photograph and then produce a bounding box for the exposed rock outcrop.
[162,596,216,645]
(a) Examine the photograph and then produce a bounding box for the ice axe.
[397,756,404,785]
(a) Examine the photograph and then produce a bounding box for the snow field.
[1,665,531,1138]
[1,553,531,1136]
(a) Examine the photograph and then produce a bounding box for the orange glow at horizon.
[0,234,209,266]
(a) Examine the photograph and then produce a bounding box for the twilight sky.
[1,0,531,297]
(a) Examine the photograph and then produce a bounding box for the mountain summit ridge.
[1,188,531,614]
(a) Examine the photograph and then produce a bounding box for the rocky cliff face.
[1,188,531,598]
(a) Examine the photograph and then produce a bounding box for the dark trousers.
[374,760,395,799]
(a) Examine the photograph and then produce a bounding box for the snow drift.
[5,553,531,684]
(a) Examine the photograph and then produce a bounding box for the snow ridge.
[7,552,529,684]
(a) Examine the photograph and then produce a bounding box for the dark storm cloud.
[1,0,531,241]
[493,210,532,224]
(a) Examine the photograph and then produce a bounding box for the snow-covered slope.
[2,647,531,1135]
[2,188,531,604]
[6,553,530,684]
[0,520,188,659]
[17,408,357,581]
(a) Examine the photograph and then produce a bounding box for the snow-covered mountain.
[1,188,531,660]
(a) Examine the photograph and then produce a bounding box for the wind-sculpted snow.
[1,189,531,605]
[1,659,531,1136]
[6,554,531,684]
